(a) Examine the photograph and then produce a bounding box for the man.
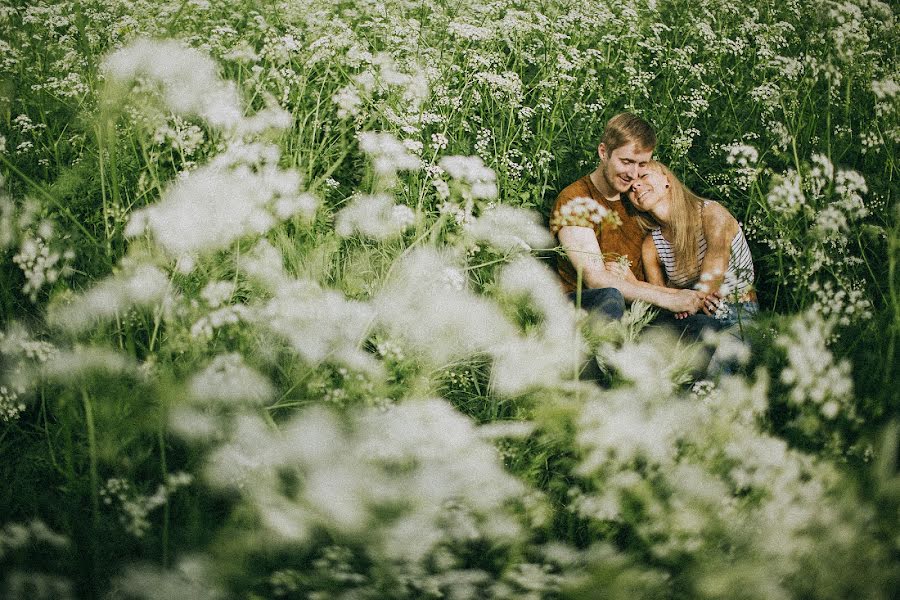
[550,112,704,319]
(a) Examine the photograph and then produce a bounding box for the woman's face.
[629,169,669,212]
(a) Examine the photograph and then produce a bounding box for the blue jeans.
[653,301,758,340]
[568,287,626,320]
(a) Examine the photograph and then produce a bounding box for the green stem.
[41,389,64,476]
[81,388,100,591]
[81,389,99,524]
[158,420,170,567]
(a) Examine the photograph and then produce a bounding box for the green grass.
[0,0,898,598]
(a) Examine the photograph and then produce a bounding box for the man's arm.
[557,226,704,314]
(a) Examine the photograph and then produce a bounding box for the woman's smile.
[630,170,669,211]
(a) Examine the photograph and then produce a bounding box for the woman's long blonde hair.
[634,161,704,278]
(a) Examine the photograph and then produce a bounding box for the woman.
[628,161,758,333]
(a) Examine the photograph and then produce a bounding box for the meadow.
[0,0,898,598]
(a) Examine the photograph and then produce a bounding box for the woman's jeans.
[652,301,759,340]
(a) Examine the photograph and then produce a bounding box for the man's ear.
[598,143,607,161]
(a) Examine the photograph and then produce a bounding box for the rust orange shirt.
[550,175,646,293]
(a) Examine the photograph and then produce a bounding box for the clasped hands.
[603,261,720,319]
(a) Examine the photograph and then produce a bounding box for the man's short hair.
[601,112,656,153]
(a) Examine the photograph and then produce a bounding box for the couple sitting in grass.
[550,112,758,338]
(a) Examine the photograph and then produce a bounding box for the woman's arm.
[641,234,666,286]
[699,201,739,310]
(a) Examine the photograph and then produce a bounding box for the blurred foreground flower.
[204,399,524,563]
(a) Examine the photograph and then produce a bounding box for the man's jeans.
[567,287,626,320]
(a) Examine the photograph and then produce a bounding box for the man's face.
[599,142,653,193]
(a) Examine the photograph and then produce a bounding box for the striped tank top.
[651,202,755,298]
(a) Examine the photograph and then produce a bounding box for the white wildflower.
[777,310,853,417]
[125,158,310,267]
[187,353,273,406]
[334,194,415,240]
[103,38,243,131]
[108,557,221,600]
[358,131,421,177]
[41,347,134,379]
[448,21,494,41]
[255,279,378,373]
[464,205,554,252]
[374,248,517,365]
[199,281,235,308]
[206,400,523,562]
[238,239,287,290]
[724,143,760,168]
[439,155,498,200]
[0,385,27,423]
[101,473,193,538]
[550,196,610,230]
[766,170,806,216]
[490,257,583,395]
[48,265,171,331]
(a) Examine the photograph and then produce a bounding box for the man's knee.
[580,288,626,320]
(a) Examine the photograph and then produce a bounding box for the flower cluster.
[205,400,524,563]
[124,145,317,270]
[335,193,416,240]
[358,131,422,181]
[438,155,498,200]
[777,310,854,420]
[463,205,554,253]
[550,196,612,233]
[101,473,193,538]
[48,264,172,332]
[12,222,74,302]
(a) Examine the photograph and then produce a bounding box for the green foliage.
[0,0,897,598]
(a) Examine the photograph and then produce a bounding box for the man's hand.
[666,289,704,314]
[604,261,636,281]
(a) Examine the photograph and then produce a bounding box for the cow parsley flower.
[188,353,273,406]
[766,170,806,216]
[439,155,498,200]
[205,399,523,563]
[777,311,853,418]
[357,131,421,184]
[374,248,518,365]
[334,194,416,240]
[103,38,244,131]
[464,205,554,253]
[255,279,378,373]
[125,154,314,269]
[48,265,172,332]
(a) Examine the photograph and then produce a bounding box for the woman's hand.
[700,292,721,316]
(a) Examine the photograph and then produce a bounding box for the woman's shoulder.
[700,200,739,237]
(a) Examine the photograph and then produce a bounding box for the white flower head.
[358,131,421,178]
[103,38,244,131]
[464,205,554,252]
[48,265,172,332]
[438,155,498,200]
[187,353,273,406]
[374,248,517,365]
[334,194,415,240]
